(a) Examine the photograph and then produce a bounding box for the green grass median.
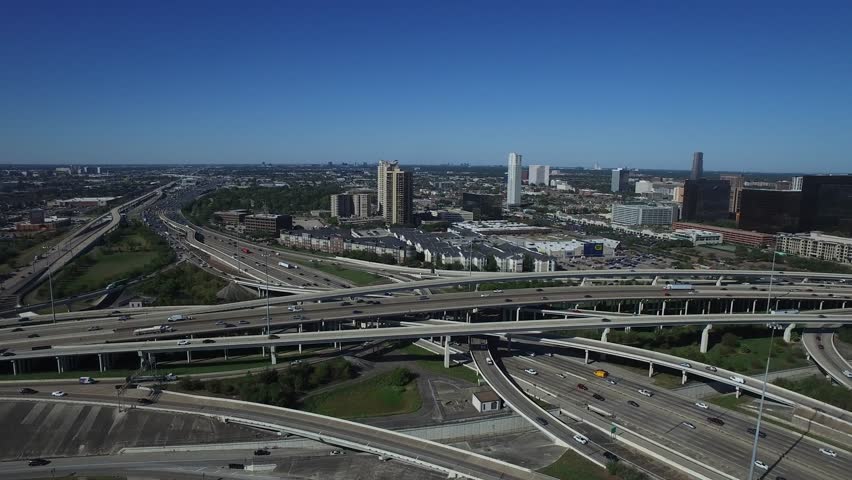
[310,261,389,286]
[302,367,421,418]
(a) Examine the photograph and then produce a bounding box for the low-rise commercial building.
[776,232,852,264]
[214,209,249,226]
[244,214,293,236]
[671,228,723,246]
[472,390,503,413]
[672,222,775,248]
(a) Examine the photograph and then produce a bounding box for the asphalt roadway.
[3,284,850,351]
[0,384,552,480]
[499,345,851,480]
[801,327,852,389]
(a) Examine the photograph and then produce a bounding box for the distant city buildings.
[776,232,852,264]
[506,153,522,206]
[330,193,353,218]
[611,204,678,226]
[634,180,654,194]
[213,209,248,227]
[610,168,629,193]
[527,165,550,186]
[690,152,704,180]
[681,179,730,222]
[798,175,852,235]
[50,197,117,208]
[330,193,375,219]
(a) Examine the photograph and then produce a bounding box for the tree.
[721,332,740,348]
[522,254,534,272]
[484,255,499,272]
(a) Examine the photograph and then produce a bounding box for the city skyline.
[2,2,852,171]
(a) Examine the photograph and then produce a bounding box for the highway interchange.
[3,211,852,480]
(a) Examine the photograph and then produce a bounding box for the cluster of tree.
[183,184,342,225]
[180,358,357,408]
[139,264,227,305]
[735,245,852,274]
[477,279,568,291]
[774,375,852,410]
[0,230,66,268]
[606,461,649,480]
[337,249,398,265]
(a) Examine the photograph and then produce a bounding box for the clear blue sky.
[2,1,851,172]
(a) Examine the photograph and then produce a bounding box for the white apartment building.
[777,232,852,264]
[528,164,550,186]
[507,152,522,206]
[611,204,678,226]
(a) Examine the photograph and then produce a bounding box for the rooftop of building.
[779,231,852,244]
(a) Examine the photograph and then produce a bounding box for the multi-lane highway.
[491,343,851,480]
[802,328,852,389]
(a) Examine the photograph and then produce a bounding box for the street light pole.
[48,265,56,324]
[265,253,271,336]
[748,250,784,480]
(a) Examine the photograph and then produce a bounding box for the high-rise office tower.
[799,175,852,234]
[528,165,550,186]
[691,152,704,180]
[352,193,373,218]
[611,168,629,192]
[377,160,399,216]
[507,152,522,206]
[382,169,413,225]
[682,179,731,222]
[720,174,745,213]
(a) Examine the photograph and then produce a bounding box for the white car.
[753,460,768,470]
[524,368,538,375]
[573,434,588,445]
[528,352,536,357]
[329,450,345,456]
[819,448,837,458]
[479,293,490,298]
[694,402,709,409]
[843,370,852,378]
[729,376,745,384]
[51,391,66,397]
[607,378,618,385]
[485,357,493,365]
[638,389,653,397]
[679,362,692,368]
[177,340,191,346]
[682,421,696,429]
[493,289,503,293]
[556,373,565,379]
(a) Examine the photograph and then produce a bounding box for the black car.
[1,352,15,357]
[535,417,548,426]
[202,339,216,344]
[536,288,544,292]
[593,393,605,401]
[28,458,50,466]
[27,333,40,338]
[254,449,271,456]
[505,298,512,302]
[584,294,592,298]
[627,400,639,408]
[137,398,153,405]
[18,387,37,394]
[11,327,23,332]
[601,318,611,322]
[603,451,619,462]
[707,417,725,426]
[268,334,280,339]
[352,310,362,314]
[747,427,766,438]
[340,301,352,306]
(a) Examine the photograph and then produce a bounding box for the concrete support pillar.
[844,301,847,309]
[601,328,610,343]
[584,349,589,364]
[98,354,105,372]
[648,362,654,377]
[270,346,277,365]
[444,336,451,368]
[783,323,796,343]
[624,326,631,333]
[617,302,622,313]
[752,299,758,314]
[682,370,688,385]
[652,276,660,286]
[186,350,191,364]
[797,301,801,310]
[716,276,723,286]
[580,277,588,287]
[735,386,742,399]
[700,324,713,353]
[466,311,470,323]
[516,307,521,322]
[638,301,644,315]
[224,348,229,360]
[707,299,712,313]
[775,299,779,310]
[11,360,16,376]
[593,304,598,311]
[56,357,63,373]
[148,352,156,367]
[506,333,512,352]
[729,299,735,314]
[819,301,824,310]
[684,299,689,315]
[661,301,666,316]
[299,324,303,353]
[138,350,144,368]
